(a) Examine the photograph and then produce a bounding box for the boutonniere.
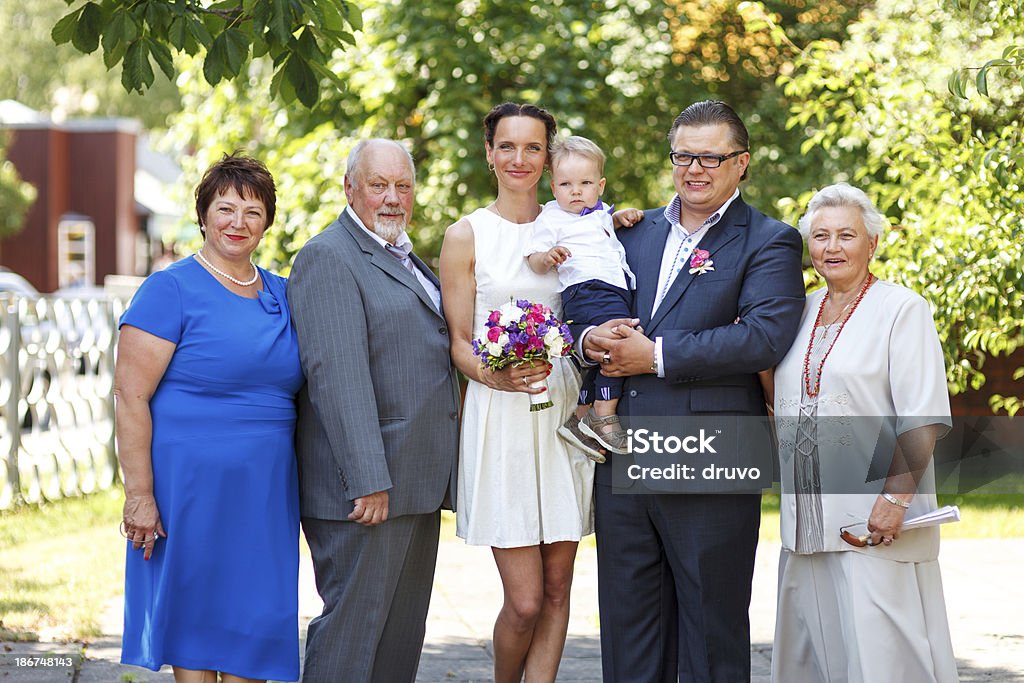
[688,248,715,275]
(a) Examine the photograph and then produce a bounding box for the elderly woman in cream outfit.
[770,183,958,683]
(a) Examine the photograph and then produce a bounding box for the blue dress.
[119,257,302,681]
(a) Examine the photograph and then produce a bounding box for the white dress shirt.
[650,190,739,376]
[577,190,739,375]
[346,206,442,312]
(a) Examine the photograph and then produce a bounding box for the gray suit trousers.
[301,512,440,683]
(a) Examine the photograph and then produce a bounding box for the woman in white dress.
[770,183,958,682]
[439,102,595,683]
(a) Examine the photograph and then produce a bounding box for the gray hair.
[797,182,887,241]
[345,138,415,187]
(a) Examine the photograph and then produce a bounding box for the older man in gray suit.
[287,138,460,683]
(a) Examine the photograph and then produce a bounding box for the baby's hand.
[545,246,572,268]
[613,208,644,228]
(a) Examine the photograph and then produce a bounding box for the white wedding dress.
[456,207,595,547]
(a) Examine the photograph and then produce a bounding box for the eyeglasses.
[839,523,880,547]
[668,150,747,168]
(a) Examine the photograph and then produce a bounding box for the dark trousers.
[594,482,760,682]
[301,512,440,683]
[563,279,632,403]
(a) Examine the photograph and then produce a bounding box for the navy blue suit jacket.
[614,195,805,423]
[589,195,805,682]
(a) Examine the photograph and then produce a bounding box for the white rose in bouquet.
[472,298,575,412]
[497,301,518,327]
[544,326,566,356]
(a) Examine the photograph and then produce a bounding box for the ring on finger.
[602,352,611,364]
[522,377,528,386]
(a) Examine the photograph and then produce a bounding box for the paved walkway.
[2,536,1022,681]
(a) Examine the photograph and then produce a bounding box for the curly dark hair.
[194,152,277,234]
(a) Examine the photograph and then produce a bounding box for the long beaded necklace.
[820,300,853,340]
[196,248,259,286]
[802,273,875,398]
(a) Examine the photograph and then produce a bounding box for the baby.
[526,135,643,462]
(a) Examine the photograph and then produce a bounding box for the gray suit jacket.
[287,210,460,521]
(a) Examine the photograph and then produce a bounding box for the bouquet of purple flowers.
[472,299,574,411]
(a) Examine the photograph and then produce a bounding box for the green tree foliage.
[948,0,1022,98]
[321,0,866,257]
[781,0,1023,411]
[158,57,353,274]
[0,135,36,238]
[1,0,180,129]
[660,0,871,210]
[160,0,864,270]
[52,0,362,109]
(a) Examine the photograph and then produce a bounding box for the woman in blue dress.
[114,154,302,682]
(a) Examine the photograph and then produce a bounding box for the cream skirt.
[772,550,959,683]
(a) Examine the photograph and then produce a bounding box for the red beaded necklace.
[802,273,876,398]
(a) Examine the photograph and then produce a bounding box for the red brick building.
[1,101,180,293]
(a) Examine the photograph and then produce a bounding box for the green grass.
[1,490,1020,644]
[446,493,1024,550]
[0,488,125,641]
[935,493,1024,538]
[760,498,782,543]
[440,509,458,541]
[447,492,1024,550]
[757,493,1024,539]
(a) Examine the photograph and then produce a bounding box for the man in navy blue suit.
[582,101,805,682]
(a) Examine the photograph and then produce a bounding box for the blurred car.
[0,269,40,298]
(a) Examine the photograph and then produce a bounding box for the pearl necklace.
[196,249,259,286]
[802,273,875,398]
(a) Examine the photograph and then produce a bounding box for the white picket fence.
[0,293,123,509]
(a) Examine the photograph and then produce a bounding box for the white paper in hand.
[901,505,961,530]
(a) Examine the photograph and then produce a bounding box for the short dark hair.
[483,102,558,152]
[668,101,750,180]
[195,153,277,233]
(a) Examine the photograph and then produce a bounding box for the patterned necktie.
[385,243,417,275]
